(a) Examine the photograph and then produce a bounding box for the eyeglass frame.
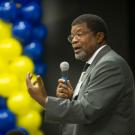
[67,30,93,43]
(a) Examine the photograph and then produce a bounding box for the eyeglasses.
[67,31,91,43]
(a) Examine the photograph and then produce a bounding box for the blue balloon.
[0,131,4,135]
[0,2,17,22]
[0,109,16,132]
[31,0,41,3]
[23,41,43,60]
[14,0,41,5]
[14,0,29,5]
[32,24,48,41]
[6,127,29,135]
[12,5,23,23]
[12,21,32,43]
[17,127,29,135]
[34,62,47,77]
[21,2,41,23]
[0,96,7,109]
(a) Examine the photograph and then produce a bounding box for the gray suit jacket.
[45,45,135,135]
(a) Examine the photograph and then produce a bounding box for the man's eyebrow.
[71,28,83,34]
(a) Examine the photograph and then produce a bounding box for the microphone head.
[60,61,69,72]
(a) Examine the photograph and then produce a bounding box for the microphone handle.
[61,71,69,83]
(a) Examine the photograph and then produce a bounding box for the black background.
[41,0,135,134]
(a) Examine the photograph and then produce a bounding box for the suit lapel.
[72,45,111,100]
[90,45,111,67]
[81,45,111,84]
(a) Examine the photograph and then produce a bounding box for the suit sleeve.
[45,61,124,124]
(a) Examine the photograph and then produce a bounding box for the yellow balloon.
[7,92,31,115]
[17,110,42,132]
[9,56,34,81]
[30,98,44,112]
[20,81,30,96]
[0,38,22,62]
[30,130,45,135]
[0,73,19,97]
[36,130,45,135]
[0,57,8,73]
[0,19,12,40]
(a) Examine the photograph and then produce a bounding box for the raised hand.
[26,73,47,107]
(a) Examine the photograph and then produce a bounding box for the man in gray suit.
[26,14,135,135]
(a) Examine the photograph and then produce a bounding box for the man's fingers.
[26,73,33,88]
[58,79,72,90]
[58,83,68,89]
[58,79,65,83]
[57,88,69,95]
[56,79,73,99]
[32,80,38,85]
[37,75,44,87]
[67,80,73,90]
[56,93,68,98]
[26,73,33,82]
[29,73,33,79]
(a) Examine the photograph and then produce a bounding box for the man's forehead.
[71,23,88,33]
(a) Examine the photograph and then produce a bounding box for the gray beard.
[74,51,87,62]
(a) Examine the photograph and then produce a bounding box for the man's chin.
[75,53,87,62]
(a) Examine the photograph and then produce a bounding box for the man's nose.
[72,35,78,44]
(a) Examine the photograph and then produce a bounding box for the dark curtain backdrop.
[41,0,134,135]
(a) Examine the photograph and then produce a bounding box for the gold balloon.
[9,56,34,81]
[0,57,8,73]
[17,110,42,132]
[30,98,44,112]
[30,130,45,135]
[0,38,22,62]
[0,73,19,97]
[0,19,12,40]
[7,92,31,115]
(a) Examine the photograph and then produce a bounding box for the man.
[26,14,135,135]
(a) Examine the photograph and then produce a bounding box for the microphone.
[60,61,69,83]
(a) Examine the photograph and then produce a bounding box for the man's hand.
[56,79,73,99]
[26,73,47,107]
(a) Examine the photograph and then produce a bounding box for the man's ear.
[96,32,105,44]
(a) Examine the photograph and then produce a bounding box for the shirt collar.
[87,45,107,65]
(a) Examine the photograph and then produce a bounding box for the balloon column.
[0,0,47,135]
